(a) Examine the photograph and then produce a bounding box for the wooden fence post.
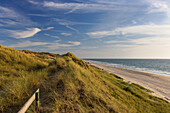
[18,88,40,113]
[36,89,40,110]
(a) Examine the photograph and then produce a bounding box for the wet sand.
[88,61,170,102]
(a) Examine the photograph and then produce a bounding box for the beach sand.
[88,61,170,102]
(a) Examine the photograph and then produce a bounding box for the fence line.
[18,88,39,113]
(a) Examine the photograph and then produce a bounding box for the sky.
[0,0,170,58]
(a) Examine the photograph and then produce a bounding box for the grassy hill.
[0,45,170,113]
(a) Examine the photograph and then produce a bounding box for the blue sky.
[1,0,170,58]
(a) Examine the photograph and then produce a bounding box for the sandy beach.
[88,61,170,102]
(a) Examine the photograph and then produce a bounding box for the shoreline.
[88,61,170,102]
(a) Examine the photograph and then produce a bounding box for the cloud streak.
[105,37,170,46]
[104,36,170,58]
[9,40,81,50]
[87,24,170,38]
[55,19,80,33]
[0,6,17,18]
[147,0,170,17]
[8,28,41,38]
[68,41,80,46]
[44,33,60,38]
[43,27,54,30]
[46,41,81,50]
[43,1,120,13]
[54,18,94,33]
[10,41,50,48]
[61,32,72,36]
[28,0,39,5]
[0,6,36,27]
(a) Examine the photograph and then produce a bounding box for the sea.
[85,59,170,76]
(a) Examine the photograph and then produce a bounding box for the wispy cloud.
[132,20,137,24]
[0,6,20,26]
[10,41,50,48]
[62,24,79,33]
[27,13,49,17]
[105,40,129,44]
[79,46,97,49]
[28,0,152,16]
[0,19,18,26]
[55,18,80,32]
[61,32,72,36]
[131,37,170,46]
[55,18,93,25]
[46,41,81,50]
[54,18,94,33]
[87,24,170,38]
[104,36,170,58]
[44,33,60,38]
[104,37,170,50]
[147,1,170,17]
[8,28,41,38]
[0,6,36,27]
[27,0,39,5]
[0,6,17,18]
[43,1,124,14]
[42,27,54,30]
[68,41,80,46]
[9,40,81,50]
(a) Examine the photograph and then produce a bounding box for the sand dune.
[89,61,170,102]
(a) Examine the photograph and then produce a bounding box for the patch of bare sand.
[88,61,170,102]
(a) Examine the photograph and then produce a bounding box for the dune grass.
[38,54,170,113]
[0,45,52,112]
[0,45,170,113]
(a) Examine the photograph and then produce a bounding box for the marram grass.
[0,45,169,113]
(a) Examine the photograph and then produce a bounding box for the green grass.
[0,45,170,113]
[0,45,53,112]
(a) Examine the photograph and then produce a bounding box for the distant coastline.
[85,59,170,76]
[88,61,170,102]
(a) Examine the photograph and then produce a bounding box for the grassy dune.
[0,45,169,113]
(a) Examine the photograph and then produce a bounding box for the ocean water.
[85,59,170,76]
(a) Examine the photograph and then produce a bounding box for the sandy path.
[89,61,170,102]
